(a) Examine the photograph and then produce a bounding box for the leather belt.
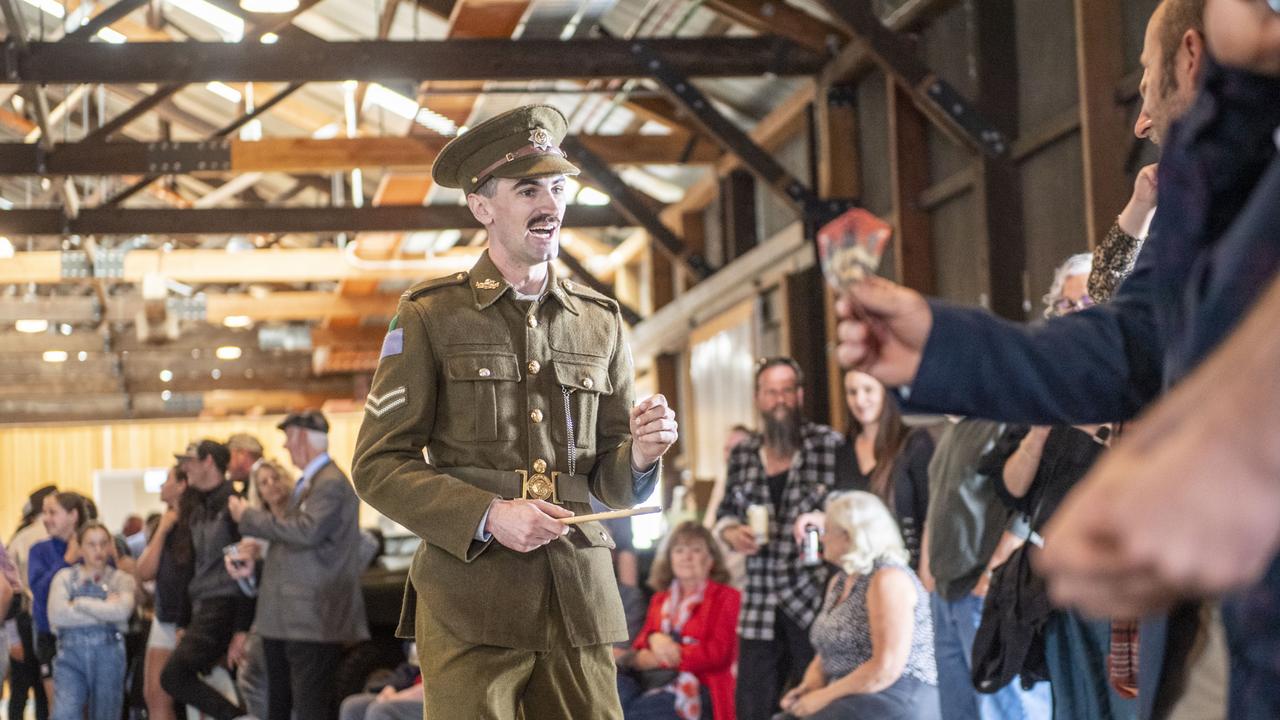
[439,466,589,504]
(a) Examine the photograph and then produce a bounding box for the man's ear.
[466,192,494,226]
[1181,29,1205,86]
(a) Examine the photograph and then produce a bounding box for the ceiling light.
[211,368,223,380]
[364,83,419,121]
[58,324,72,335]
[415,107,458,136]
[222,315,253,329]
[42,350,68,363]
[161,390,173,401]
[259,32,279,43]
[225,236,255,253]
[95,27,127,43]
[215,346,242,360]
[165,0,244,40]
[576,186,611,206]
[240,0,298,13]
[15,319,49,334]
[77,351,88,362]
[0,236,13,258]
[206,82,243,104]
[159,369,174,382]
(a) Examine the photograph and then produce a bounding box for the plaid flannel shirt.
[717,422,844,641]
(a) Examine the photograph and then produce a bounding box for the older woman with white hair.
[775,492,939,719]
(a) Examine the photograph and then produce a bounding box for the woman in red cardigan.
[619,521,741,720]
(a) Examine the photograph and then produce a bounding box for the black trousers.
[8,612,49,720]
[263,637,345,720]
[736,612,815,720]
[160,597,245,720]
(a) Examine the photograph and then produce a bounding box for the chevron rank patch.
[380,328,404,358]
[366,386,407,418]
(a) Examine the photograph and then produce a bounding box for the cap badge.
[529,127,555,152]
[474,278,501,290]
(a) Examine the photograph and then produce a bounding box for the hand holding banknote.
[821,209,933,387]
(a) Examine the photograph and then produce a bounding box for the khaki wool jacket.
[352,251,657,652]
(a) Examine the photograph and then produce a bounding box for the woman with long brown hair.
[794,370,935,570]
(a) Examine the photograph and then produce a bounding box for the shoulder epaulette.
[558,279,619,313]
[405,272,469,301]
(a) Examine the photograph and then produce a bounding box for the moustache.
[527,215,560,230]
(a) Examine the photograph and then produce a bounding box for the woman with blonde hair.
[252,460,297,518]
[777,492,939,719]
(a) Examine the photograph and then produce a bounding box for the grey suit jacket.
[238,460,370,644]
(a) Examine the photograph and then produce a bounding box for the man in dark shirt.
[162,440,255,720]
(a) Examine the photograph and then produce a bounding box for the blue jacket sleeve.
[904,243,1163,424]
[27,543,59,631]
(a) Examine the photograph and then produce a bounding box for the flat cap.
[174,439,230,469]
[432,104,580,195]
[277,409,330,434]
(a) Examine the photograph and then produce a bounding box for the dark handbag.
[616,643,680,691]
[633,668,679,690]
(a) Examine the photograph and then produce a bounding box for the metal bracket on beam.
[60,250,92,279]
[92,247,128,279]
[166,295,208,322]
[146,140,232,174]
[2,40,18,82]
[819,0,1008,157]
[632,41,856,232]
[923,79,1007,155]
[826,83,858,108]
[560,135,712,280]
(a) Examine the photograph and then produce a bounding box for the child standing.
[47,522,136,720]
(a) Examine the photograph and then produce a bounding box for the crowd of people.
[4,1,1278,719]
[3,413,376,720]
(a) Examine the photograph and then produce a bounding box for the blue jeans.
[51,625,126,720]
[931,593,1052,720]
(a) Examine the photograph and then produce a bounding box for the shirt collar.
[296,452,330,495]
[467,249,579,314]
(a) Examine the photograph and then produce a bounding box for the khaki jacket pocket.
[444,351,520,442]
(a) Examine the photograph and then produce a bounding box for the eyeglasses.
[1051,296,1095,315]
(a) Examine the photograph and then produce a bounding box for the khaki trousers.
[415,587,623,720]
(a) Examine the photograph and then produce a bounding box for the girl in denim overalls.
[47,522,136,720]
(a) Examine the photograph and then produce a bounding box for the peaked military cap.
[432,104,580,195]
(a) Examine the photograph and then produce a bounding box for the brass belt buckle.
[517,470,559,503]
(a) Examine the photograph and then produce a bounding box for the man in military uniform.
[352,105,678,719]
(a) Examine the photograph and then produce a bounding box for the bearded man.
[715,357,844,720]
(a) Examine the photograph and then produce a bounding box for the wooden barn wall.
[830,0,1156,314]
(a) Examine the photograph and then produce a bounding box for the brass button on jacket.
[530,409,544,424]
[528,360,541,375]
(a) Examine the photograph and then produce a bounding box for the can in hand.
[801,524,822,567]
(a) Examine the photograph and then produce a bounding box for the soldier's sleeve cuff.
[474,499,496,542]
[631,463,659,501]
